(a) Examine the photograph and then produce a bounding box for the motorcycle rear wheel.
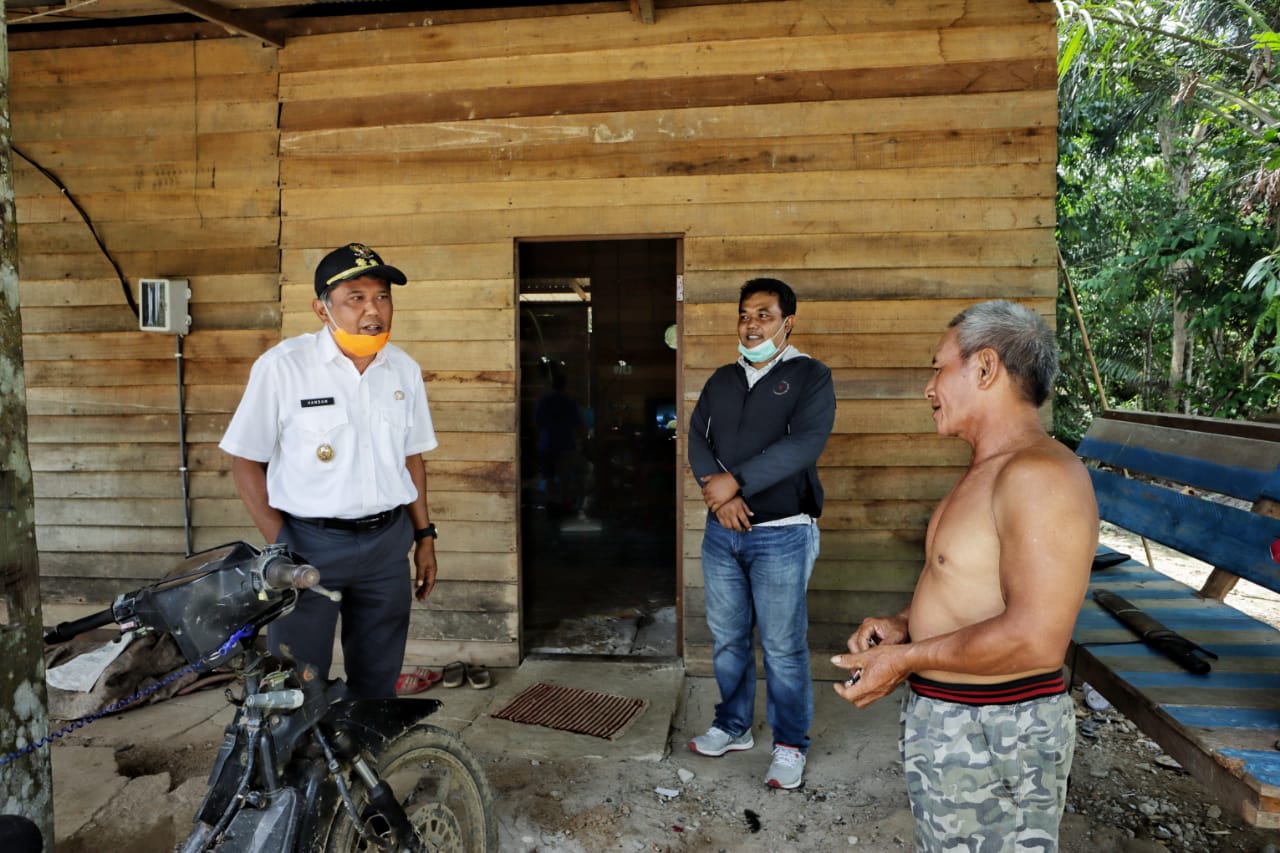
[323,723,497,852]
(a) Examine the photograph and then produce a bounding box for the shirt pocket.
[283,405,349,453]
[374,397,410,430]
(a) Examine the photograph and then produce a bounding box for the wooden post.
[0,0,56,843]
[629,0,656,24]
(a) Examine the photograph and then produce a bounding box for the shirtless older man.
[832,300,1098,852]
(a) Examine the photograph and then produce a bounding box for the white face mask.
[738,323,787,363]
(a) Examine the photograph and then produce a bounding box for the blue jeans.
[702,518,819,752]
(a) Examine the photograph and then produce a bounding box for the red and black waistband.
[908,670,1066,706]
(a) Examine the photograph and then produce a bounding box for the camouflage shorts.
[900,689,1075,852]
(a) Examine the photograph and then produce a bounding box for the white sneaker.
[765,744,805,789]
[688,725,754,757]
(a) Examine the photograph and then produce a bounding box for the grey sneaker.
[765,744,805,789]
[688,725,754,757]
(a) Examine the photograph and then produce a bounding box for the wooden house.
[10,0,1058,673]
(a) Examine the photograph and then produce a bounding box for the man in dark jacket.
[686,277,836,790]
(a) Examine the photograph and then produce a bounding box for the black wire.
[12,145,138,318]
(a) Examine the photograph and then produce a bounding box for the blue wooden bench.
[1070,410,1280,828]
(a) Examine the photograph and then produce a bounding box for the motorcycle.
[44,541,498,852]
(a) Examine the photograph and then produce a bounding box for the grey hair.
[947,300,1058,406]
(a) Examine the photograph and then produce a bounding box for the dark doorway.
[517,239,680,659]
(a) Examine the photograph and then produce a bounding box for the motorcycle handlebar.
[43,545,316,649]
[262,560,320,591]
[44,607,116,645]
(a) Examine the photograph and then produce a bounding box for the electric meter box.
[138,278,191,335]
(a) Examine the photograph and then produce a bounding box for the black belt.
[289,506,402,533]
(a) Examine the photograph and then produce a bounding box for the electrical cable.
[12,145,137,318]
[176,334,193,556]
[0,624,253,766]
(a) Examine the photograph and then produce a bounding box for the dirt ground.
[64,677,1280,853]
[480,704,1280,853]
[482,697,1280,849]
[51,523,1280,852]
[474,523,1280,853]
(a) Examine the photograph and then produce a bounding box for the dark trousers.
[271,511,413,699]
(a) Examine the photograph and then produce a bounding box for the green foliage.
[1055,0,1280,440]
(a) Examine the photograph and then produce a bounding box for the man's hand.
[699,472,741,512]
[830,613,911,708]
[831,643,909,708]
[713,496,754,531]
[413,539,438,601]
[847,614,909,653]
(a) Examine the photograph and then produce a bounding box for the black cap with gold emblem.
[314,243,408,297]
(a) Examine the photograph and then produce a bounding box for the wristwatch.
[414,524,438,541]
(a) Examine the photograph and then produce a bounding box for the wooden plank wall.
[12,39,281,612]
[277,0,1058,672]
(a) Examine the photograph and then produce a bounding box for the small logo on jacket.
[772,380,790,396]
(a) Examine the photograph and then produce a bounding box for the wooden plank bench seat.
[1069,410,1280,827]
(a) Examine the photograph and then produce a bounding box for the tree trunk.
[1169,276,1189,411]
[0,0,55,842]
[1158,114,1195,413]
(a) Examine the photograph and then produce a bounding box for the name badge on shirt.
[301,397,335,408]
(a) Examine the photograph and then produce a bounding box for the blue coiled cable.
[0,624,254,767]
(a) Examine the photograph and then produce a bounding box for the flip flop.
[395,667,442,696]
[466,663,492,690]
[441,660,467,689]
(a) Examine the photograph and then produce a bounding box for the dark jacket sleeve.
[687,374,721,483]
[732,360,835,497]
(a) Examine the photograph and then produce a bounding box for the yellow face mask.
[324,309,390,358]
[332,327,390,357]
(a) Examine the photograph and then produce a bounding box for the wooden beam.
[630,0,655,24]
[163,0,284,48]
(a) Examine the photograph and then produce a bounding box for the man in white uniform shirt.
[219,242,439,699]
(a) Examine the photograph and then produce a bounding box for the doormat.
[490,682,648,740]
